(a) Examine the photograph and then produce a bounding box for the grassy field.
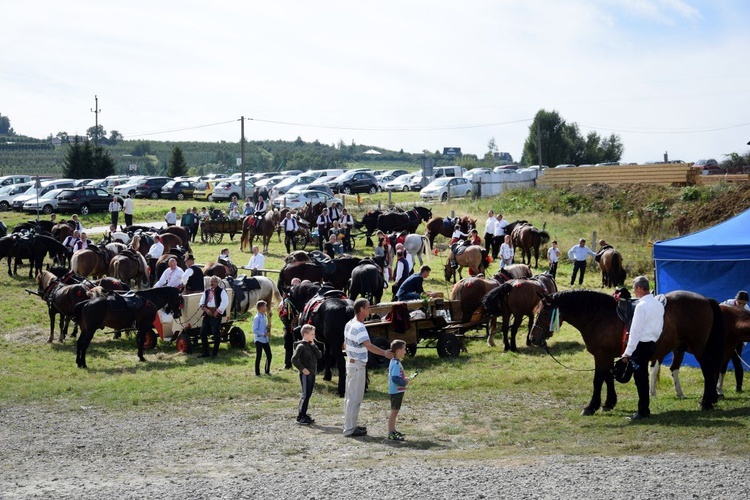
[2,188,748,459]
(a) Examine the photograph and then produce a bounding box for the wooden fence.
[697,174,750,185]
[537,164,700,187]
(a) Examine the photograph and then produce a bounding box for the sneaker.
[346,428,367,437]
[296,416,312,425]
[388,431,404,441]
[394,430,405,438]
[304,414,316,424]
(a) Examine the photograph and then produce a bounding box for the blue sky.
[2,0,749,164]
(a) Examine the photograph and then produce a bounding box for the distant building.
[443,147,462,156]
[494,151,513,164]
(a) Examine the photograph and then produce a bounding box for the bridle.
[534,306,595,373]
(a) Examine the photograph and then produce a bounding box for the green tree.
[108,130,123,145]
[0,113,14,135]
[93,145,115,177]
[87,125,107,144]
[62,137,89,178]
[167,146,187,177]
[132,141,151,156]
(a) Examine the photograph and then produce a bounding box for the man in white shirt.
[622,276,664,421]
[73,232,92,252]
[329,202,340,223]
[122,195,134,227]
[181,254,204,294]
[198,276,230,358]
[492,214,508,259]
[281,211,299,253]
[395,243,413,274]
[340,208,354,252]
[316,208,331,251]
[146,235,164,285]
[71,214,83,233]
[483,210,496,253]
[63,230,80,254]
[547,240,560,279]
[568,238,597,286]
[164,207,177,226]
[155,258,185,288]
[246,246,265,275]
[720,290,750,394]
[108,197,121,227]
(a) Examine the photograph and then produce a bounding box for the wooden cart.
[200,218,244,244]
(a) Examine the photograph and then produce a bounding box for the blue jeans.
[397,291,421,301]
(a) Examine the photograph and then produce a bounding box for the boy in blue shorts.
[387,340,410,441]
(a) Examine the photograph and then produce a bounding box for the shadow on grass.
[309,424,445,449]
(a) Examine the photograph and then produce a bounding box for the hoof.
[138,357,146,362]
[580,408,596,416]
[602,405,614,412]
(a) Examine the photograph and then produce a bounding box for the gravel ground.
[2,402,748,499]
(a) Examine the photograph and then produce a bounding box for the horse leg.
[336,350,347,398]
[136,327,146,362]
[525,313,534,347]
[698,357,719,410]
[501,314,511,352]
[582,367,606,415]
[602,368,618,411]
[509,316,522,352]
[487,317,497,347]
[48,307,56,343]
[76,330,92,368]
[669,352,687,399]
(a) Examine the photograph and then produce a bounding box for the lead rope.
[543,307,594,372]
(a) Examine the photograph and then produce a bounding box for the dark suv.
[135,177,172,199]
[56,187,122,215]
[328,171,379,195]
[161,180,195,200]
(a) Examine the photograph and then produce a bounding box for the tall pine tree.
[167,146,187,177]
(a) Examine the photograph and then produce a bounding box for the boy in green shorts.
[387,340,411,441]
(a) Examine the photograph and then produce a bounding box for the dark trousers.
[317,226,326,251]
[631,341,656,416]
[148,258,157,285]
[255,341,272,375]
[124,213,133,227]
[571,260,587,285]
[344,227,352,252]
[191,223,199,242]
[285,230,296,253]
[549,261,558,279]
[110,212,119,227]
[200,316,222,357]
[491,235,502,259]
[484,233,493,253]
[298,372,315,418]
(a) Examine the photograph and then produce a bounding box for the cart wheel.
[229,326,246,349]
[367,336,391,368]
[143,329,158,350]
[437,332,460,358]
[296,233,308,250]
[209,231,223,244]
[405,343,417,358]
[350,236,356,250]
[176,332,192,354]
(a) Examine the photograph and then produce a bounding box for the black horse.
[73,286,183,368]
[309,296,354,397]
[277,256,362,293]
[377,206,432,235]
[8,233,67,278]
[281,281,324,368]
[348,260,384,305]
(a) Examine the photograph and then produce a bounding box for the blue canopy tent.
[653,208,750,368]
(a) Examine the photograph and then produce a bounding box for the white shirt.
[255,200,267,212]
[329,206,340,220]
[63,235,79,249]
[722,299,750,312]
[156,266,184,288]
[182,267,199,287]
[405,251,414,272]
[316,214,331,226]
[247,253,265,269]
[452,229,468,240]
[198,286,230,315]
[218,253,232,264]
[165,211,177,225]
[624,293,665,357]
[281,217,298,231]
[74,239,91,251]
[123,198,134,215]
[500,243,514,260]
[493,218,508,237]
[394,258,408,283]
[149,241,164,260]
[341,213,353,228]
[484,217,496,235]
[72,220,83,232]
[108,201,121,213]
[568,245,596,261]
[547,246,560,263]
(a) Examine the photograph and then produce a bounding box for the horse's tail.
[612,251,625,287]
[536,230,550,245]
[706,298,726,373]
[111,259,121,282]
[269,278,283,308]
[70,252,80,275]
[481,281,513,316]
[73,299,89,323]
[420,235,431,258]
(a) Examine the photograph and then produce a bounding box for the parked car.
[493,165,519,172]
[434,166,467,178]
[328,171,379,195]
[390,169,410,178]
[273,175,317,195]
[73,179,95,187]
[0,183,32,210]
[693,158,720,175]
[86,179,108,189]
[272,190,343,210]
[554,164,576,169]
[383,173,416,192]
[420,177,473,202]
[135,177,172,199]
[375,173,396,191]
[255,175,285,189]
[192,181,215,201]
[12,179,76,211]
[279,170,303,177]
[161,180,195,200]
[56,187,123,215]
[211,179,255,203]
[0,175,32,187]
[22,188,65,214]
[106,177,131,195]
[409,174,432,192]
[113,176,147,197]
[287,184,335,197]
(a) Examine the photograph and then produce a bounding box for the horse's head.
[530,292,557,347]
[443,261,454,282]
[165,289,183,319]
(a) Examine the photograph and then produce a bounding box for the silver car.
[22,188,65,214]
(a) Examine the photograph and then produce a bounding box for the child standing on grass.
[500,234,514,268]
[291,324,322,425]
[387,340,410,441]
[253,300,272,376]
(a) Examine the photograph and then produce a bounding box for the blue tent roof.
[654,208,750,261]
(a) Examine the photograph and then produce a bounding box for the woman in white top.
[500,234,514,268]
[450,225,468,245]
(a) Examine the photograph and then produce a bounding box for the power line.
[124,119,237,138]
[578,121,750,135]
[246,117,533,131]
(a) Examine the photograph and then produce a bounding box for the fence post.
[450,210,455,218]
[542,222,546,231]
[377,200,381,211]
[388,190,392,207]
[477,179,482,198]
[592,231,597,250]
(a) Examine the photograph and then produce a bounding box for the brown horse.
[425,216,476,248]
[598,248,626,288]
[130,233,183,258]
[481,278,554,350]
[450,277,500,344]
[161,226,191,251]
[531,290,724,415]
[51,223,72,243]
[511,223,550,268]
[203,260,238,279]
[240,210,280,254]
[70,243,125,279]
[444,244,489,283]
[277,262,325,292]
[108,250,149,288]
[492,263,533,282]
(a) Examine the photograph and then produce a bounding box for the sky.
[2,0,750,164]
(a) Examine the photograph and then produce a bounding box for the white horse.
[234,275,283,319]
[390,233,432,267]
[109,231,131,244]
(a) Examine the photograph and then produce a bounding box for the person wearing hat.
[181,254,204,293]
[567,238,596,286]
[316,208,332,251]
[198,275,229,358]
[720,290,750,393]
[341,207,354,251]
[621,276,664,421]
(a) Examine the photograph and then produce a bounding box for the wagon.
[200,218,244,244]
[290,220,357,251]
[149,277,247,353]
[363,296,493,362]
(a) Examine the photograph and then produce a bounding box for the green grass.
[1,188,748,459]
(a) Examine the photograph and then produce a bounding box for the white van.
[433,166,467,179]
[11,179,76,211]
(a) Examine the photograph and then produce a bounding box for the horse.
[450,276,500,343]
[277,255,361,293]
[280,281,324,368]
[204,261,238,279]
[511,223,550,268]
[425,216,476,248]
[481,278,553,351]
[240,210,279,254]
[37,270,131,343]
[73,286,183,368]
[161,226,191,251]
[444,244,489,283]
[230,275,283,317]
[397,233,432,267]
[376,206,433,235]
[598,248,626,288]
[10,233,68,278]
[277,262,325,292]
[309,296,355,397]
[348,260,384,305]
[51,223,73,244]
[108,250,149,288]
[130,233,183,258]
[492,263,533,282]
[530,290,725,415]
[71,245,119,279]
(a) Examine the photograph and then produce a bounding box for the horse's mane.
[553,290,616,316]
[481,281,514,315]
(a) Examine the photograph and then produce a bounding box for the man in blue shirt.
[396,265,438,301]
[567,238,597,286]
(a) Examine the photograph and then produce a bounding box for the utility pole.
[90,95,101,147]
[536,120,543,168]
[240,116,246,200]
